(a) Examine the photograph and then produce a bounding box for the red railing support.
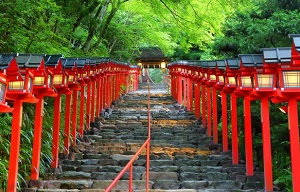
[105,81,150,192]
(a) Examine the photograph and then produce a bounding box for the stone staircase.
[24,86,270,192]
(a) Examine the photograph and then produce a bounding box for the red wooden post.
[244,96,254,176]
[288,99,300,191]
[194,82,200,119]
[91,79,96,122]
[71,90,78,145]
[64,93,71,154]
[7,100,23,192]
[221,91,228,151]
[212,86,218,143]
[201,85,206,128]
[224,58,240,164]
[183,77,187,108]
[188,77,193,111]
[51,94,61,168]
[231,93,239,164]
[261,98,273,191]
[79,83,85,136]
[86,82,91,130]
[31,95,44,179]
[177,75,182,105]
[207,87,212,137]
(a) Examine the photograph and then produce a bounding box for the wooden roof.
[135,47,170,68]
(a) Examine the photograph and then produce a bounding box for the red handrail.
[105,82,151,192]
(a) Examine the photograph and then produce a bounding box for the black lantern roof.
[75,58,86,68]
[89,58,97,66]
[188,60,199,66]
[44,54,63,66]
[289,34,300,52]
[0,54,17,70]
[201,61,208,68]
[216,60,226,70]
[62,58,77,68]
[226,58,240,69]
[239,54,263,67]
[208,60,216,68]
[261,47,291,64]
[16,54,44,68]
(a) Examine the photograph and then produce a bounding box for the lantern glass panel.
[53,74,63,85]
[257,74,273,88]
[218,76,224,83]
[34,76,45,85]
[9,81,24,90]
[68,75,74,82]
[226,77,236,86]
[210,75,216,81]
[0,82,6,102]
[282,71,300,88]
[241,76,252,87]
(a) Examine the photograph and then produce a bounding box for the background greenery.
[0,0,298,190]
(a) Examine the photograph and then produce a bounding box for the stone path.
[24,83,272,192]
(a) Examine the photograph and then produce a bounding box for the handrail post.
[104,81,151,192]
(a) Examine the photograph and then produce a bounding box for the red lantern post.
[273,34,300,191]
[62,58,80,149]
[252,48,288,191]
[224,58,240,164]
[200,61,208,129]
[236,54,263,176]
[45,54,70,169]
[15,54,57,181]
[76,58,88,137]
[4,54,38,192]
[89,59,97,123]
[207,61,218,142]
[214,60,226,149]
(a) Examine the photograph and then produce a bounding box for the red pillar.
[177,76,182,105]
[63,93,71,154]
[102,76,106,109]
[212,86,218,143]
[221,92,228,152]
[79,84,85,137]
[194,83,200,119]
[188,79,193,111]
[86,82,91,130]
[30,95,44,180]
[7,100,23,192]
[183,78,187,108]
[91,80,96,122]
[207,87,212,137]
[71,90,78,145]
[51,94,61,168]
[261,98,273,192]
[202,85,206,128]
[244,96,254,176]
[231,93,239,164]
[288,99,300,191]
[96,78,101,117]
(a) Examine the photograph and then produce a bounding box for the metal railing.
[105,82,151,192]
